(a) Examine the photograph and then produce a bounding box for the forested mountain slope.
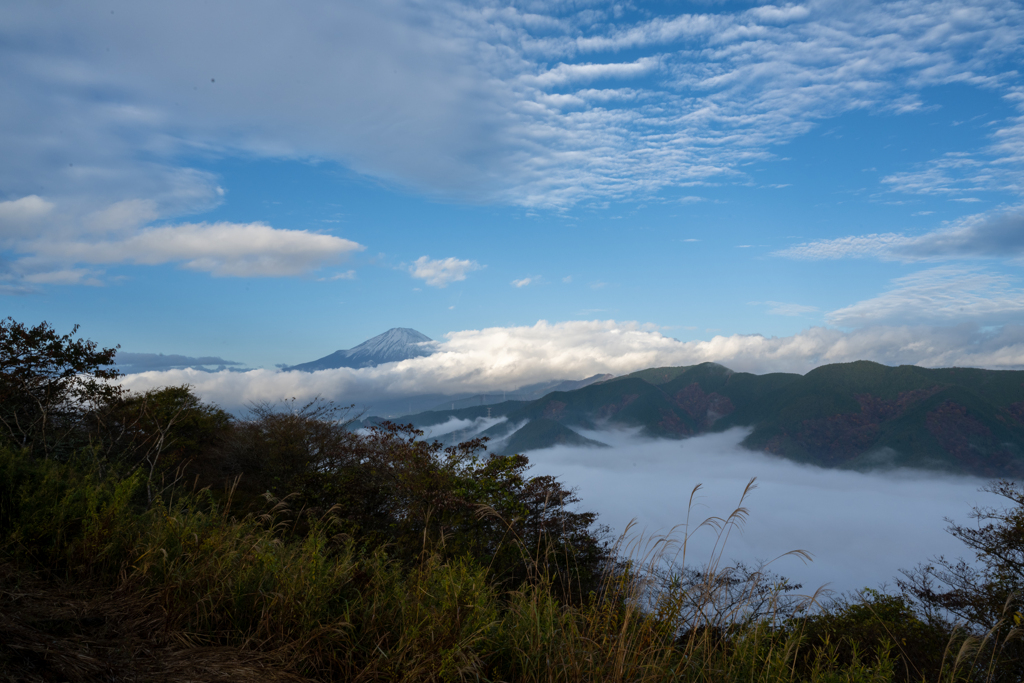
[367,361,1024,477]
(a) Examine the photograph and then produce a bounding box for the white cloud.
[524,57,661,88]
[776,232,914,260]
[19,220,365,278]
[119,318,1024,412]
[756,301,819,317]
[574,88,641,103]
[0,195,54,232]
[409,255,483,287]
[421,415,508,440]
[512,277,532,287]
[84,199,160,235]
[881,143,1023,198]
[2,0,1023,212]
[320,270,357,281]
[21,268,104,286]
[828,267,1024,326]
[777,208,1024,262]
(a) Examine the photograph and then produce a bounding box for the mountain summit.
[286,328,436,371]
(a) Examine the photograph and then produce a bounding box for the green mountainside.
[365,361,1024,477]
[496,418,608,455]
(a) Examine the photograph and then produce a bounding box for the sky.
[3,0,1024,402]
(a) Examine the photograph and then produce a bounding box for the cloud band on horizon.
[117,318,1024,411]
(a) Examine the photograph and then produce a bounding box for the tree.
[898,479,1024,680]
[899,480,1024,628]
[213,397,361,506]
[98,385,232,502]
[0,318,120,458]
[211,402,610,597]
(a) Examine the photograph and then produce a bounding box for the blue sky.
[3,0,1024,402]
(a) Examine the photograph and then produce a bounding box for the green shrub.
[791,589,949,683]
[0,445,147,576]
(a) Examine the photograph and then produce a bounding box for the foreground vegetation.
[1,318,1023,682]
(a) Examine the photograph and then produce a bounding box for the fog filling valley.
[424,420,1001,597]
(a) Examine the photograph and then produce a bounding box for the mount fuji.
[286,328,437,371]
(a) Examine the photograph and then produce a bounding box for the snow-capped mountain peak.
[286,328,436,371]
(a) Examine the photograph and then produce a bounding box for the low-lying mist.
[521,428,999,596]
[420,416,509,439]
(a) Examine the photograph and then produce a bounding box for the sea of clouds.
[522,428,998,597]
[117,319,1024,413]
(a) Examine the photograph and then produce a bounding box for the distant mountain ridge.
[366,361,1024,478]
[286,328,436,371]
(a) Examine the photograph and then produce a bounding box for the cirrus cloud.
[752,301,820,317]
[827,267,1024,326]
[3,0,1023,215]
[776,208,1024,262]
